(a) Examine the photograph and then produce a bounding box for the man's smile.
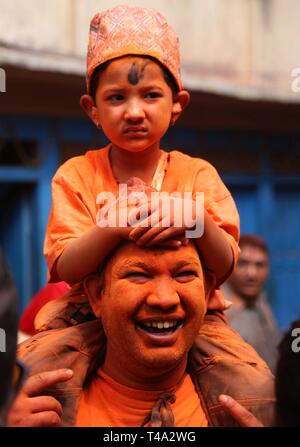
[135,316,185,345]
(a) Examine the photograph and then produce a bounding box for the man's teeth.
[144,321,178,329]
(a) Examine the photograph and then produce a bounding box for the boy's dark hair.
[90,55,179,102]
[275,319,300,426]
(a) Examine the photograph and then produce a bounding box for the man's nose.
[246,264,257,278]
[124,98,145,121]
[146,281,180,310]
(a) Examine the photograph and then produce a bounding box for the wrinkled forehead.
[106,241,202,275]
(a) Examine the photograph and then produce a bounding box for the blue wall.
[1,117,299,330]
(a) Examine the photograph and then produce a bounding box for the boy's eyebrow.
[101,84,165,95]
[101,86,127,94]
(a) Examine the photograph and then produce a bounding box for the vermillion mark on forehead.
[127,61,150,85]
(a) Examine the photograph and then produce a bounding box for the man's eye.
[124,272,150,280]
[175,271,197,281]
[237,261,247,268]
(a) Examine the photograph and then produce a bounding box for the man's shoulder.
[190,311,270,368]
[17,320,105,376]
[188,312,275,426]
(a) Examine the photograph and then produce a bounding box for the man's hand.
[7,369,73,427]
[218,394,264,427]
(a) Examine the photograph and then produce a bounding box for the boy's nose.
[124,99,145,121]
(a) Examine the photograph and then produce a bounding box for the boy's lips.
[124,126,147,134]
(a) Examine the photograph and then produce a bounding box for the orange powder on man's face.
[95,243,207,388]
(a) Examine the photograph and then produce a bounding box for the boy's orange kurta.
[44,145,240,283]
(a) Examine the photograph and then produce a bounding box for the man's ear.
[205,272,231,311]
[171,90,190,125]
[80,94,99,128]
[83,274,104,318]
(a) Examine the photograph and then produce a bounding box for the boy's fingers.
[178,237,189,246]
[135,226,164,246]
[129,210,160,239]
[24,369,74,397]
[159,236,189,248]
[146,227,185,246]
[218,395,264,427]
[128,202,151,221]
[160,240,182,248]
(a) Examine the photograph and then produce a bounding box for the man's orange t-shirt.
[76,370,208,427]
[44,145,240,283]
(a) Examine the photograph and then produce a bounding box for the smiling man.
[76,242,211,427]
[11,241,275,427]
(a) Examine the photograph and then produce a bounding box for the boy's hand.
[129,196,199,247]
[7,369,73,427]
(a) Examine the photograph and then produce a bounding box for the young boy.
[44,5,240,308]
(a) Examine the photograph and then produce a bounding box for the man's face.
[94,243,207,375]
[229,245,269,301]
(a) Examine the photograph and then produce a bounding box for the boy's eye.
[108,94,124,102]
[144,92,162,99]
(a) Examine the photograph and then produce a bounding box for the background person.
[223,234,279,372]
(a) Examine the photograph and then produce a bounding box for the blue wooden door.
[228,183,300,331]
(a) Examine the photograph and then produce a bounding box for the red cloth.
[19,282,69,336]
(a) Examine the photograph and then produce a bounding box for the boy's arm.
[56,225,128,285]
[195,209,234,283]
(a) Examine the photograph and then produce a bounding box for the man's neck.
[101,354,188,391]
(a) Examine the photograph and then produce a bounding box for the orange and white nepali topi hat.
[86,5,183,94]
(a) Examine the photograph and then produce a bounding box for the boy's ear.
[80,94,99,128]
[83,274,104,318]
[171,90,190,125]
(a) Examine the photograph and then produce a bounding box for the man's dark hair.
[89,55,179,102]
[275,319,300,426]
[239,234,269,255]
